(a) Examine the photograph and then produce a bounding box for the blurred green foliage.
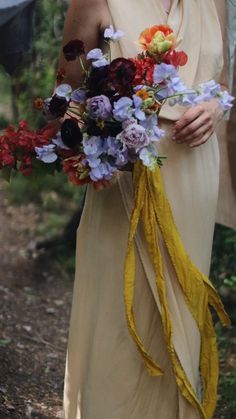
[211,224,236,288]
[16,0,67,126]
[0,0,67,127]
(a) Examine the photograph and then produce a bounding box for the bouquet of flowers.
[0,25,233,187]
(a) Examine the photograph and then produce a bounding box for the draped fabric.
[216,0,236,229]
[63,1,229,418]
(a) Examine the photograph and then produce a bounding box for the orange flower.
[34,98,44,110]
[136,89,150,100]
[139,25,176,55]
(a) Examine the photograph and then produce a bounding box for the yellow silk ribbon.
[124,161,231,419]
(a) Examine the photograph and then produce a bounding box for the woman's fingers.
[173,105,205,134]
[189,128,214,148]
[173,113,213,143]
[173,106,213,143]
[173,99,224,148]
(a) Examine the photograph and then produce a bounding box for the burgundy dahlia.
[63,39,85,61]
[109,58,136,88]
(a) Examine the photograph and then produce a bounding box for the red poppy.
[131,57,155,86]
[163,50,188,67]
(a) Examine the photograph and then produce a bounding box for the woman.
[61,1,229,418]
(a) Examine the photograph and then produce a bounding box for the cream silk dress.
[63,1,227,418]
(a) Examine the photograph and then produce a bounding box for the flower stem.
[79,57,88,75]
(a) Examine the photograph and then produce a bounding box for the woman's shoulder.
[74,0,108,9]
[72,0,110,26]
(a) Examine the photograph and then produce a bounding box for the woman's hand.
[172,99,224,148]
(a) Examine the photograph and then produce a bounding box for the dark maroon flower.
[61,119,82,149]
[63,39,85,61]
[109,58,136,88]
[86,120,103,136]
[49,95,68,118]
[87,66,111,96]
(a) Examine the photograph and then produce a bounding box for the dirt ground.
[0,182,73,418]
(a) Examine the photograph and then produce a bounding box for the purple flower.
[140,115,165,141]
[87,95,112,119]
[199,80,221,98]
[90,161,116,181]
[157,76,187,99]
[54,84,72,101]
[173,89,198,106]
[83,136,104,156]
[119,123,150,151]
[35,145,58,163]
[87,48,103,60]
[106,136,128,166]
[133,95,146,121]
[139,145,158,170]
[92,58,109,68]
[104,25,124,41]
[113,97,134,121]
[218,91,234,111]
[153,63,178,84]
[87,48,109,68]
[71,89,86,103]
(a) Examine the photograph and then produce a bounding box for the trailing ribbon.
[124,161,231,419]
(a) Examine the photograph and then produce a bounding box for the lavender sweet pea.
[119,123,150,151]
[86,48,109,68]
[104,25,124,41]
[113,97,134,121]
[153,63,178,84]
[139,145,159,170]
[87,95,112,119]
[35,145,58,163]
[71,88,86,104]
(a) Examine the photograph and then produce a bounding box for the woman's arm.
[172,1,228,148]
[59,0,110,88]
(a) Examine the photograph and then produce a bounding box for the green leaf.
[0,339,11,346]
[1,166,12,182]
